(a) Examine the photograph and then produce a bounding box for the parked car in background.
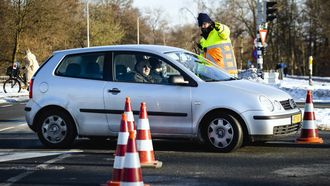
[25,45,302,152]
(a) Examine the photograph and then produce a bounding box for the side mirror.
[169,75,189,85]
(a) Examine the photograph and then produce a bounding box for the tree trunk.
[11,30,21,64]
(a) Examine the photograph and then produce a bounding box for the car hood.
[218,79,291,100]
[192,79,293,114]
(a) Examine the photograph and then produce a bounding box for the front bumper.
[242,109,302,137]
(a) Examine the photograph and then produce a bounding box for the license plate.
[292,113,302,124]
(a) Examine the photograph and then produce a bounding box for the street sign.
[259,29,267,46]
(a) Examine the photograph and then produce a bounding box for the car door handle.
[108,88,121,94]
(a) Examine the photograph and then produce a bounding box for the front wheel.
[3,78,21,93]
[37,109,77,148]
[201,112,243,153]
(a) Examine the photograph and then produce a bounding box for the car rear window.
[33,55,54,78]
[55,53,105,80]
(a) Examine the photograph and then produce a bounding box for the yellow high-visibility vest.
[199,22,238,76]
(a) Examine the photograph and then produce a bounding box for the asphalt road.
[0,102,329,186]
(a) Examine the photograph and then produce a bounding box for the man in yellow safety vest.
[197,13,238,76]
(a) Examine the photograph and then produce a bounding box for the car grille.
[280,99,297,110]
[273,123,300,135]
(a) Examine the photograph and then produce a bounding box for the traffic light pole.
[256,0,277,78]
[256,0,265,78]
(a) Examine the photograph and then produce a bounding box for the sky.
[132,0,199,26]
[1,76,330,130]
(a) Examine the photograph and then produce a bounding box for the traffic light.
[265,1,277,22]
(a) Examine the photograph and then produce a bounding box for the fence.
[0,76,9,83]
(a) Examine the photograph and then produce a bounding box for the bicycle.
[3,62,28,93]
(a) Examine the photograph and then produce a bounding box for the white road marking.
[0,104,12,108]
[273,164,330,177]
[0,152,62,163]
[0,150,83,163]
[0,153,71,186]
[0,165,65,171]
[2,171,33,186]
[0,124,27,132]
[0,127,15,132]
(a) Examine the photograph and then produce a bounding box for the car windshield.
[165,51,236,82]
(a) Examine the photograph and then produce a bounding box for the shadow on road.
[0,131,329,153]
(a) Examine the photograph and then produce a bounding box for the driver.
[130,59,155,83]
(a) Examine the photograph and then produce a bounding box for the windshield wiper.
[205,77,237,82]
[223,77,237,81]
[205,79,221,82]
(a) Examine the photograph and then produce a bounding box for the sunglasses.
[143,65,151,68]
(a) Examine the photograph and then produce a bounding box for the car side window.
[55,53,105,80]
[113,54,135,82]
[113,52,182,85]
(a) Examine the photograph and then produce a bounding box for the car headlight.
[274,100,282,111]
[259,95,274,112]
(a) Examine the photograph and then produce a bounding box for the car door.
[104,51,193,136]
[54,52,108,135]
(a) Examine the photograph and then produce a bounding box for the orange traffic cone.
[296,90,323,144]
[106,114,129,186]
[124,97,136,132]
[137,102,162,168]
[120,131,149,186]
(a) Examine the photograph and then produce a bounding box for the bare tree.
[0,0,14,67]
[143,7,169,44]
[1,0,330,76]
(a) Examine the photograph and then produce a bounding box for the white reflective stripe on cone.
[125,112,134,121]
[124,153,141,168]
[118,132,129,144]
[137,119,150,130]
[302,120,317,129]
[113,156,125,169]
[136,140,153,151]
[304,103,314,112]
[120,181,144,186]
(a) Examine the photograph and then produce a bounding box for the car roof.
[53,44,186,56]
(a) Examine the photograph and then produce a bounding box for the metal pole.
[256,0,264,78]
[163,32,166,45]
[86,0,90,47]
[137,17,140,44]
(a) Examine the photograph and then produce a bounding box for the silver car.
[25,45,302,152]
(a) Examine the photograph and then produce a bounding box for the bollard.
[309,56,313,86]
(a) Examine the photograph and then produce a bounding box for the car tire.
[201,112,243,153]
[36,109,77,148]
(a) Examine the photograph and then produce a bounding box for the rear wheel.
[201,112,243,153]
[36,109,77,148]
[3,78,21,93]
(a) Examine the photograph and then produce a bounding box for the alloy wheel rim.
[207,118,234,148]
[42,115,67,144]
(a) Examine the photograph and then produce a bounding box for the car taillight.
[29,79,33,99]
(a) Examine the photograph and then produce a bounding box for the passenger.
[149,57,167,84]
[130,59,155,83]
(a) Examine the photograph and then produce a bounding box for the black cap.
[197,13,213,27]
